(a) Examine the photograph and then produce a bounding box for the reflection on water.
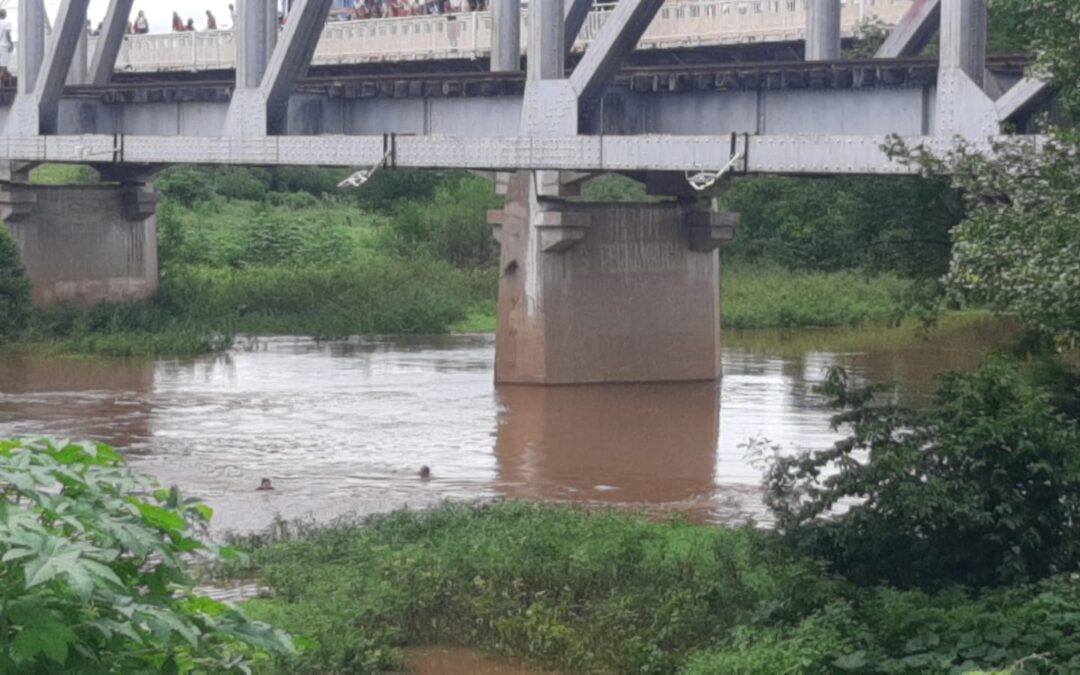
[0,317,1014,532]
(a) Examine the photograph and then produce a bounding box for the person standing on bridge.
[133,11,150,35]
[0,9,12,70]
[206,10,218,31]
[172,11,185,32]
[0,10,11,49]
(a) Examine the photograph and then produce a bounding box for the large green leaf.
[136,503,187,534]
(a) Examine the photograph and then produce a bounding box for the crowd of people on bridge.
[122,0,493,36]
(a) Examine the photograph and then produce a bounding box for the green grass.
[444,266,913,335]
[449,302,497,333]
[722,264,911,329]
[230,503,1080,674]
[29,164,101,185]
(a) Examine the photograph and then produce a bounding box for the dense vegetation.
[0,150,973,356]
[0,439,293,673]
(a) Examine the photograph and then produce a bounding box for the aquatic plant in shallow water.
[0,438,294,673]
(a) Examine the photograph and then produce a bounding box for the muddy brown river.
[0,317,1013,533]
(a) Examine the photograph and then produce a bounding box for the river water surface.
[0,317,1013,533]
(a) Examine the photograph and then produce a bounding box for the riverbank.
[2,166,953,356]
[449,265,914,334]
[7,265,920,357]
[227,502,1080,674]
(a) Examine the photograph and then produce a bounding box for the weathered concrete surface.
[491,172,733,385]
[2,184,158,307]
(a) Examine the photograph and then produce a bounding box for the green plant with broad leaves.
[762,361,1080,589]
[0,438,294,673]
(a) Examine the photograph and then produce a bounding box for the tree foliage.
[764,362,1080,589]
[385,173,500,268]
[0,439,294,673]
[0,227,31,340]
[993,0,1080,120]
[888,137,1080,346]
[721,176,961,278]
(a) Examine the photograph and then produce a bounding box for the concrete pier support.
[489,172,735,385]
[805,0,841,61]
[0,181,159,307]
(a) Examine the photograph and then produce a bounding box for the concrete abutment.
[490,171,736,385]
[0,176,159,307]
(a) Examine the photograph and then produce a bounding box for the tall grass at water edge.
[452,265,915,334]
[230,502,1080,674]
[721,265,912,330]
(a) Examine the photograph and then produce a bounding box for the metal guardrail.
[6,0,915,75]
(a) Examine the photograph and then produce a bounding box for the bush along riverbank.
[0,438,294,672]
[218,358,1080,674]
[0,167,968,356]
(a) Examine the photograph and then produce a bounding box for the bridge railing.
[29,0,914,76]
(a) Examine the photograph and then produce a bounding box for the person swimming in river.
[419,466,431,480]
[256,478,274,491]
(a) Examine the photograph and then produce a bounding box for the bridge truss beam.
[876,0,940,59]
[0,133,1042,176]
[88,0,137,86]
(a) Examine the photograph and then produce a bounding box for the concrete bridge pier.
[489,172,736,385]
[0,166,159,307]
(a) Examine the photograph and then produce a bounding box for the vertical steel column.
[491,0,521,72]
[805,0,840,61]
[18,0,46,94]
[940,0,986,87]
[237,0,279,89]
[528,0,565,80]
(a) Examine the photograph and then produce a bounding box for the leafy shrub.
[0,227,31,340]
[270,167,346,197]
[890,137,1080,346]
[158,167,215,208]
[350,169,448,214]
[0,439,293,672]
[688,576,1080,674]
[764,361,1080,588]
[29,164,100,185]
[159,261,481,336]
[386,174,499,267]
[238,503,826,674]
[214,167,271,203]
[721,175,961,278]
[577,173,655,202]
[268,191,320,211]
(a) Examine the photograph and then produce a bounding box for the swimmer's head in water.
[257,478,274,491]
[419,466,431,480]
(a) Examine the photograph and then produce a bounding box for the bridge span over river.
[0,0,1054,384]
